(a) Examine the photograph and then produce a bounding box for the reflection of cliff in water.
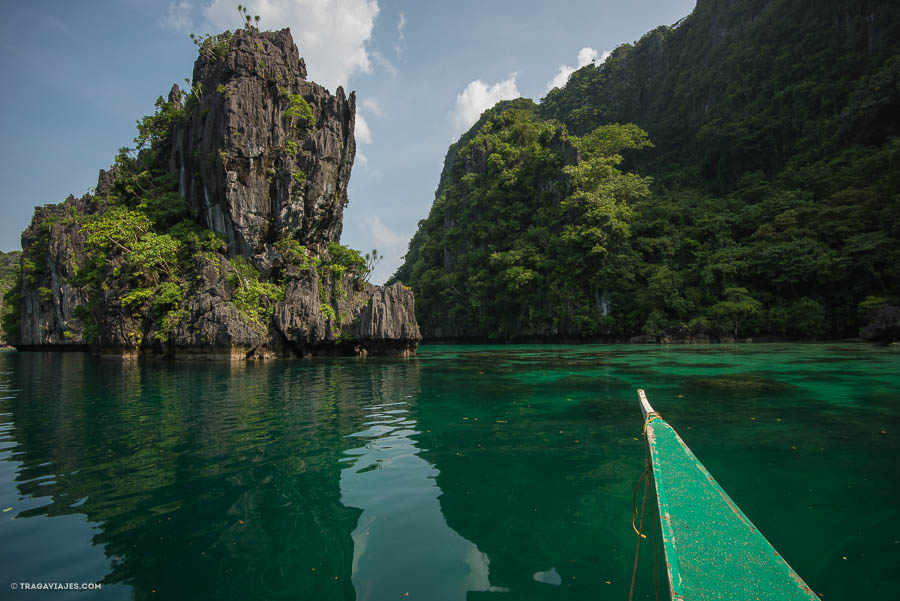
[0,353,402,600]
[339,360,506,600]
[412,355,642,599]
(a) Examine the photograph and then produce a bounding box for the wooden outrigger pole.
[636,389,819,601]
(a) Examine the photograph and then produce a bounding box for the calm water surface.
[0,344,897,600]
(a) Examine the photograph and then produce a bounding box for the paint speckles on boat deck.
[640,390,820,600]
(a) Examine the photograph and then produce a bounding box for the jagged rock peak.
[171,27,356,265]
[167,83,183,108]
[192,28,310,89]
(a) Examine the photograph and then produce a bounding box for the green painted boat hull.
[638,390,819,601]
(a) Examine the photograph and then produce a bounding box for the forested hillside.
[0,250,21,345]
[392,0,900,341]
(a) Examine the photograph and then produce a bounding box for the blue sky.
[0,0,695,283]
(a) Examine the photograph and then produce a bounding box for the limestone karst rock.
[12,27,419,358]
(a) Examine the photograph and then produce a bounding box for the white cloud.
[361,97,382,117]
[202,0,380,92]
[356,151,368,166]
[370,50,397,77]
[450,75,520,137]
[545,47,611,92]
[355,113,372,144]
[394,12,407,57]
[577,47,601,67]
[546,66,575,94]
[365,216,405,250]
[161,1,193,32]
[362,216,408,283]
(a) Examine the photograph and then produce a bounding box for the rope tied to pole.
[628,455,651,601]
[629,389,662,601]
[631,467,649,539]
[642,411,661,434]
[629,403,661,601]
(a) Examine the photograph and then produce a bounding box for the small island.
[1,26,420,359]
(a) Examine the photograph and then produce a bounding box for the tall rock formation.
[171,28,355,262]
[10,27,420,358]
[17,194,95,349]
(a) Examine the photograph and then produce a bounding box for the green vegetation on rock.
[227,257,284,331]
[0,251,22,344]
[393,0,900,341]
[284,93,314,130]
[393,103,652,338]
[3,23,418,357]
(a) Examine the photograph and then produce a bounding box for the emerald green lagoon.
[0,344,897,599]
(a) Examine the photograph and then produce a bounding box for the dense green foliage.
[0,251,22,343]
[540,1,900,188]
[393,104,653,337]
[394,0,900,340]
[65,94,222,344]
[1,215,58,344]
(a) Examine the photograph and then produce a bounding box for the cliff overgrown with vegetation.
[3,23,419,358]
[392,0,900,342]
[0,250,22,345]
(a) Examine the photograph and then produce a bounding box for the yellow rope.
[630,408,661,601]
[628,458,650,601]
[631,468,649,538]
[642,411,661,434]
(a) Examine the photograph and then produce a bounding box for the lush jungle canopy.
[392,0,900,341]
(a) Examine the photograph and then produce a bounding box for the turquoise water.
[0,344,897,600]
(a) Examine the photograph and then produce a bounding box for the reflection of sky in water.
[340,400,505,600]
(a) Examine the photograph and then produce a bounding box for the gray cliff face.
[17,193,96,348]
[13,27,419,359]
[149,254,269,360]
[273,274,420,356]
[171,28,355,266]
[353,283,421,344]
